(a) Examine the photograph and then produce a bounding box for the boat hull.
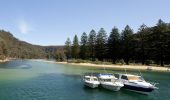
[101,84,122,91]
[123,84,155,93]
[84,82,99,88]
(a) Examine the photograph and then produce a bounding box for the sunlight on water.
[0,60,170,100]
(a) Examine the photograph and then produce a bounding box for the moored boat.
[98,74,124,91]
[114,74,158,94]
[83,74,100,88]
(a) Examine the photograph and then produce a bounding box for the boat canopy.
[84,76,97,79]
[127,76,142,81]
[98,74,116,79]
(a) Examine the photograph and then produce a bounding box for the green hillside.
[0,30,61,59]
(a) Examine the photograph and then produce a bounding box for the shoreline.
[0,58,11,63]
[33,59,170,72]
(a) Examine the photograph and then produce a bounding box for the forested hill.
[0,30,63,59]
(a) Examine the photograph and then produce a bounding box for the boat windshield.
[93,78,98,81]
[102,79,111,82]
[85,78,90,81]
[127,76,144,81]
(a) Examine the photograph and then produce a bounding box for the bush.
[115,59,125,65]
[145,60,154,65]
[0,55,5,60]
[67,59,87,63]
[129,60,135,64]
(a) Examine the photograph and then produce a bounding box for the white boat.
[83,75,100,88]
[98,74,124,91]
[115,74,158,94]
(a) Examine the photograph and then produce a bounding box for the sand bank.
[0,59,10,63]
[33,59,170,72]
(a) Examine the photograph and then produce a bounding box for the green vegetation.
[80,32,88,59]
[108,27,120,63]
[72,35,80,59]
[0,30,46,59]
[64,19,170,66]
[88,30,96,61]
[96,28,108,61]
[0,30,63,60]
[65,38,72,61]
[0,19,169,67]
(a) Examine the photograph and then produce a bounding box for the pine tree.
[121,25,134,65]
[72,35,80,59]
[136,24,149,65]
[88,29,96,61]
[96,28,108,61]
[65,38,72,60]
[55,48,66,61]
[108,27,120,63]
[80,32,88,59]
[149,19,169,66]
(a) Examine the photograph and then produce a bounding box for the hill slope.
[0,30,62,59]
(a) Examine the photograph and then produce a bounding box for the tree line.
[60,19,170,66]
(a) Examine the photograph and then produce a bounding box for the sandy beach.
[0,59,10,63]
[33,59,170,72]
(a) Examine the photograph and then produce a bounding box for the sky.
[0,0,170,46]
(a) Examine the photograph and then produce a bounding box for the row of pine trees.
[62,19,170,66]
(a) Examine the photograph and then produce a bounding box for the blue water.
[0,60,170,100]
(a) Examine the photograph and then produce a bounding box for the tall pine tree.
[65,38,72,60]
[80,32,88,59]
[72,35,80,59]
[108,27,120,63]
[136,24,150,65]
[88,29,97,61]
[121,25,134,65]
[96,28,108,61]
[149,19,169,66]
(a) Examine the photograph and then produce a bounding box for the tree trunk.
[160,55,164,66]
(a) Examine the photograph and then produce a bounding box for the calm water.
[0,60,170,100]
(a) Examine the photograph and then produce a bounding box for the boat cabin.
[98,74,117,82]
[84,76,98,81]
[115,74,144,81]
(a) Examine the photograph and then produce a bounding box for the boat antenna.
[138,69,144,80]
[124,68,127,74]
[103,62,107,73]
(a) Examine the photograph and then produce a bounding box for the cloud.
[18,20,31,34]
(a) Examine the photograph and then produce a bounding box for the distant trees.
[96,28,108,61]
[0,41,6,55]
[72,35,80,59]
[65,38,72,60]
[0,30,47,60]
[147,19,170,66]
[108,27,120,63]
[121,25,134,65]
[55,48,65,61]
[80,32,88,59]
[136,24,149,65]
[88,30,96,61]
[0,41,7,59]
[64,19,170,66]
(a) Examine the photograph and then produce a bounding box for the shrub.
[115,59,125,65]
[145,60,154,65]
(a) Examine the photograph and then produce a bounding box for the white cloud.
[18,20,31,34]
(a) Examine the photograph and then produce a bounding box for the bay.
[0,60,169,100]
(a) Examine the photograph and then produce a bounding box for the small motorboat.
[115,74,158,94]
[98,73,124,91]
[83,74,100,88]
